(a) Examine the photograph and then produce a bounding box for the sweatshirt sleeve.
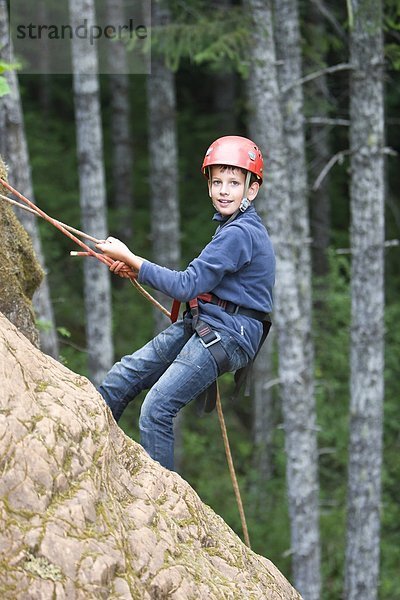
[138,223,252,302]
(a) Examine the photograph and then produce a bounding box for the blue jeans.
[98,319,249,470]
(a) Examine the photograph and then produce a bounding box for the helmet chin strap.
[239,171,252,212]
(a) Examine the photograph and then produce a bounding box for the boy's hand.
[96,236,135,265]
[109,260,133,278]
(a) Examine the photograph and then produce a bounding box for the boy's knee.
[140,387,171,424]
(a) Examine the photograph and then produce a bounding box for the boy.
[96,135,275,470]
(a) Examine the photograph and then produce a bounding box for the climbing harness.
[181,293,271,413]
[198,292,270,322]
[188,297,231,374]
[0,173,260,549]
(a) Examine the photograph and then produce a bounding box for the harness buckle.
[199,331,221,348]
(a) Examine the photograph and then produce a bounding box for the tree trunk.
[273,4,321,595]
[68,0,113,387]
[211,0,237,134]
[106,0,134,242]
[345,1,385,598]
[308,3,333,278]
[146,0,182,467]
[274,0,316,407]
[0,0,59,359]
[146,1,180,334]
[246,1,320,597]
[251,329,276,493]
[309,99,332,278]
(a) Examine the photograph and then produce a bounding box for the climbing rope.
[0,182,171,318]
[0,175,251,548]
[215,384,251,548]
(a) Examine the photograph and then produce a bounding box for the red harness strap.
[170,299,181,323]
[198,292,228,309]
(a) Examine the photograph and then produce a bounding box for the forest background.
[0,0,399,599]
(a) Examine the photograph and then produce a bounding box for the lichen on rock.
[23,552,63,582]
[0,311,303,599]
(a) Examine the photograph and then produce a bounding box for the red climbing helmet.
[202,135,264,184]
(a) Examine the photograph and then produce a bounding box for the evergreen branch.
[137,7,252,73]
[261,377,282,391]
[336,240,399,254]
[312,149,351,190]
[307,117,350,127]
[281,63,353,93]
[313,145,396,191]
[383,147,398,156]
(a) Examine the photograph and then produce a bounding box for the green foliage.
[384,0,400,32]
[0,76,10,97]
[57,326,71,339]
[385,43,400,69]
[0,60,19,97]
[144,6,252,75]
[384,0,400,69]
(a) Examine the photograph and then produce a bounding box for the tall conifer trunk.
[146,1,180,335]
[68,0,113,387]
[273,3,321,595]
[246,1,320,597]
[106,0,134,242]
[345,1,385,597]
[251,331,276,492]
[146,0,182,466]
[212,0,236,134]
[308,2,332,278]
[310,102,331,278]
[0,0,59,359]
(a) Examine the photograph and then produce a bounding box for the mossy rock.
[0,156,43,346]
[0,155,9,196]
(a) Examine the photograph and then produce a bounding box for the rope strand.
[0,177,110,267]
[1,193,99,244]
[216,384,251,548]
[0,178,171,317]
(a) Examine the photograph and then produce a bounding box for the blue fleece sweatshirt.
[138,204,275,359]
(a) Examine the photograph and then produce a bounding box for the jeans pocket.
[219,333,249,372]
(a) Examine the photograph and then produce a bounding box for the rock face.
[0,157,43,347]
[0,312,302,600]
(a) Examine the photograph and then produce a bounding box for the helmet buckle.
[239,197,250,212]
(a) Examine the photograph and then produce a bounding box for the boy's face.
[208,166,259,217]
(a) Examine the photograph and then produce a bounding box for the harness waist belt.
[197,293,270,323]
[187,295,272,413]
